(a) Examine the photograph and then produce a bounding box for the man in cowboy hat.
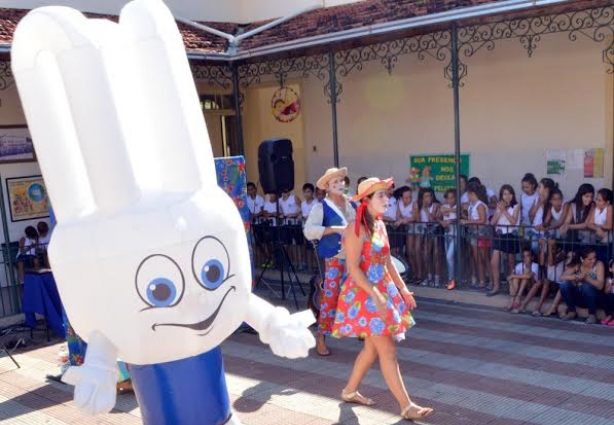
[304,167,356,356]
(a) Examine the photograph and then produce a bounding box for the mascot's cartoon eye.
[136,254,185,309]
[145,277,179,307]
[201,259,224,289]
[192,236,232,291]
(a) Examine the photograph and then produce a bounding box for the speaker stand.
[255,240,306,310]
[254,199,305,310]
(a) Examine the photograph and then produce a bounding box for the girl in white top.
[383,185,403,256]
[531,178,557,266]
[438,189,458,290]
[587,188,613,244]
[560,183,595,244]
[508,247,540,313]
[383,184,398,223]
[538,187,567,268]
[396,186,418,282]
[538,248,574,318]
[262,193,280,225]
[466,177,497,218]
[279,191,301,225]
[16,225,39,284]
[415,188,440,286]
[530,178,556,238]
[299,183,317,272]
[460,182,489,288]
[543,188,566,235]
[489,184,521,297]
[520,173,539,227]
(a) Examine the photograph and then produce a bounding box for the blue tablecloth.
[23,271,65,338]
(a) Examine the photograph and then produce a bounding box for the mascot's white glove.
[246,295,316,359]
[61,331,119,415]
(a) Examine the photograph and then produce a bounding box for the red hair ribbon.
[355,198,370,236]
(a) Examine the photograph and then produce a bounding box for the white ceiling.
[0,0,363,23]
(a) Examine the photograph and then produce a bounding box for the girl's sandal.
[544,309,556,317]
[316,339,330,356]
[401,402,434,421]
[341,390,376,406]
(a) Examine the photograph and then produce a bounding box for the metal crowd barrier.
[249,218,612,295]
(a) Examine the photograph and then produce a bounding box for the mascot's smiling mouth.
[151,286,236,334]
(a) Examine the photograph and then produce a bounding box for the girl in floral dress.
[332,177,433,421]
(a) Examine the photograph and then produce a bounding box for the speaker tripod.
[254,211,305,310]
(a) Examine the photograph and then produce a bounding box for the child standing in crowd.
[416,188,440,287]
[439,189,458,290]
[508,247,540,313]
[280,190,301,225]
[301,183,317,272]
[460,182,489,289]
[301,183,317,221]
[16,226,39,284]
[489,185,521,296]
[601,259,614,326]
[280,190,302,266]
[315,187,326,202]
[561,183,594,245]
[36,221,51,268]
[520,173,539,230]
[540,187,566,267]
[260,193,280,266]
[246,182,264,222]
[530,178,556,254]
[263,193,279,222]
[396,186,418,283]
[383,184,401,255]
[587,188,613,255]
[383,183,398,224]
[468,177,498,219]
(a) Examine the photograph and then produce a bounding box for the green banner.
[408,154,470,193]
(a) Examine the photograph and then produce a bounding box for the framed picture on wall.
[0,125,36,164]
[5,175,50,222]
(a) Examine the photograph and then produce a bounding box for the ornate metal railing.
[1,4,612,97]
[0,60,13,91]
[230,3,614,99]
[190,63,233,90]
[457,5,614,79]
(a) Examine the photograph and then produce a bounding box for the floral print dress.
[332,220,414,339]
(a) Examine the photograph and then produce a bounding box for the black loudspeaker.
[258,139,294,194]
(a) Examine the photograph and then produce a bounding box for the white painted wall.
[300,32,612,200]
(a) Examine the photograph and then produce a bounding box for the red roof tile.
[0,7,232,54]
[0,0,609,56]
[238,0,504,50]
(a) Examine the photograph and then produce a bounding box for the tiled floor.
[0,296,613,424]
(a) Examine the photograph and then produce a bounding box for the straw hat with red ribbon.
[316,167,348,190]
[352,177,394,236]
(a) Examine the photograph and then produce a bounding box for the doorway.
[201,94,239,158]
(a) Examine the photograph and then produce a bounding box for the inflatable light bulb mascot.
[11,1,315,424]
